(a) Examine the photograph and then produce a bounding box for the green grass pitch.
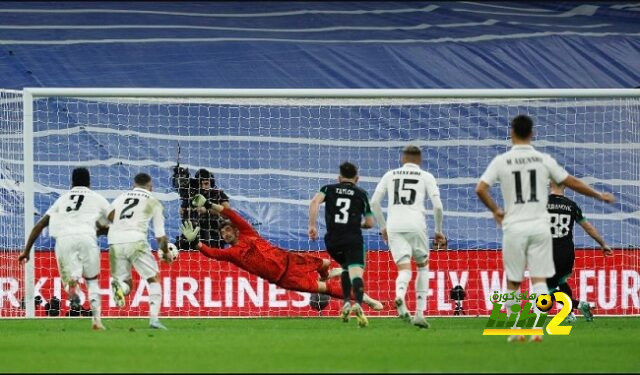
[2,317,638,373]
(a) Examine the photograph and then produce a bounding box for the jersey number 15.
[393,179,418,205]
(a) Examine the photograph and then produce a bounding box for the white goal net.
[2,89,639,318]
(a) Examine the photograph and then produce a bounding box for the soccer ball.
[159,243,179,263]
[535,294,553,312]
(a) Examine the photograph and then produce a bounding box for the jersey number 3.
[334,198,351,224]
[65,194,85,212]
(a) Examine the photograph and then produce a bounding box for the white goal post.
[4,88,639,318]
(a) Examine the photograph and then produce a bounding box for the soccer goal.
[1,88,639,318]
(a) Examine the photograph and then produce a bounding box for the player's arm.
[476,157,504,225]
[96,222,109,236]
[180,221,232,261]
[370,173,389,241]
[18,214,50,263]
[197,242,233,261]
[425,174,446,247]
[561,175,614,203]
[96,196,111,236]
[207,193,231,215]
[361,191,374,229]
[578,220,612,256]
[207,203,257,236]
[192,191,232,216]
[362,215,374,229]
[152,203,169,255]
[308,190,325,240]
[219,191,231,210]
[545,154,614,203]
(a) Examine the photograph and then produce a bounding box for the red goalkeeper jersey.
[198,208,290,283]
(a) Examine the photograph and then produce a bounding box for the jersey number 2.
[119,198,140,219]
[512,170,538,204]
[334,198,351,224]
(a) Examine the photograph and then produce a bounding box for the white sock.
[86,279,101,321]
[395,269,412,301]
[415,266,429,318]
[148,282,162,321]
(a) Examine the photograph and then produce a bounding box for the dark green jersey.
[547,194,586,250]
[320,182,373,246]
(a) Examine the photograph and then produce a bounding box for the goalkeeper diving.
[180,202,383,311]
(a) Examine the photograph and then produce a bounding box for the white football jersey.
[107,187,166,245]
[45,186,110,239]
[480,145,569,228]
[371,163,441,232]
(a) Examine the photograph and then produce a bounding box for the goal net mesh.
[2,93,639,317]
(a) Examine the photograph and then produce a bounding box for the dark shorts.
[546,245,576,290]
[325,240,365,269]
[276,253,326,293]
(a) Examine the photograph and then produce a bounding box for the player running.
[308,161,375,327]
[476,115,614,342]
[370,145,446,329]
[107,173,173,330]
[180,204,383,312]
[547,180,613,323]
[18,168,110,330]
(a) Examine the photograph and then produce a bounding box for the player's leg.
[559,249,592,321]
[548,248,580,322]
[338,264,352,322]
[502,227,527,342]
[79,236,105,330]
[527,227,557,342]
[343,242,368,327]
[130,241,164,329]
[54,237,83,312]
[388,232,412,322]
[555,277,577,323]
[109,244,133,308]
[323,243,351,321]
[346,265,368,327]
[409,232,430,328]
[146,274,165,329]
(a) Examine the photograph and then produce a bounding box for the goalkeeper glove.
[191,194,214,210]
[191,194,207,208]
[180,221,201,244]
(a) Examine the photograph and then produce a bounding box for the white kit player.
[107,172,172,330]
[19,168,110,330]
[371,146,446,329]
[475,115,614,343]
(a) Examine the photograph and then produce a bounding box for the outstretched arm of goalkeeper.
[180,220,232,261]
[192,201,257,236]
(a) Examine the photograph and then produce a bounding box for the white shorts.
[54,234,100,285]
[388,231,429,265]
[109,240,159,282]
[502,220,555,282]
